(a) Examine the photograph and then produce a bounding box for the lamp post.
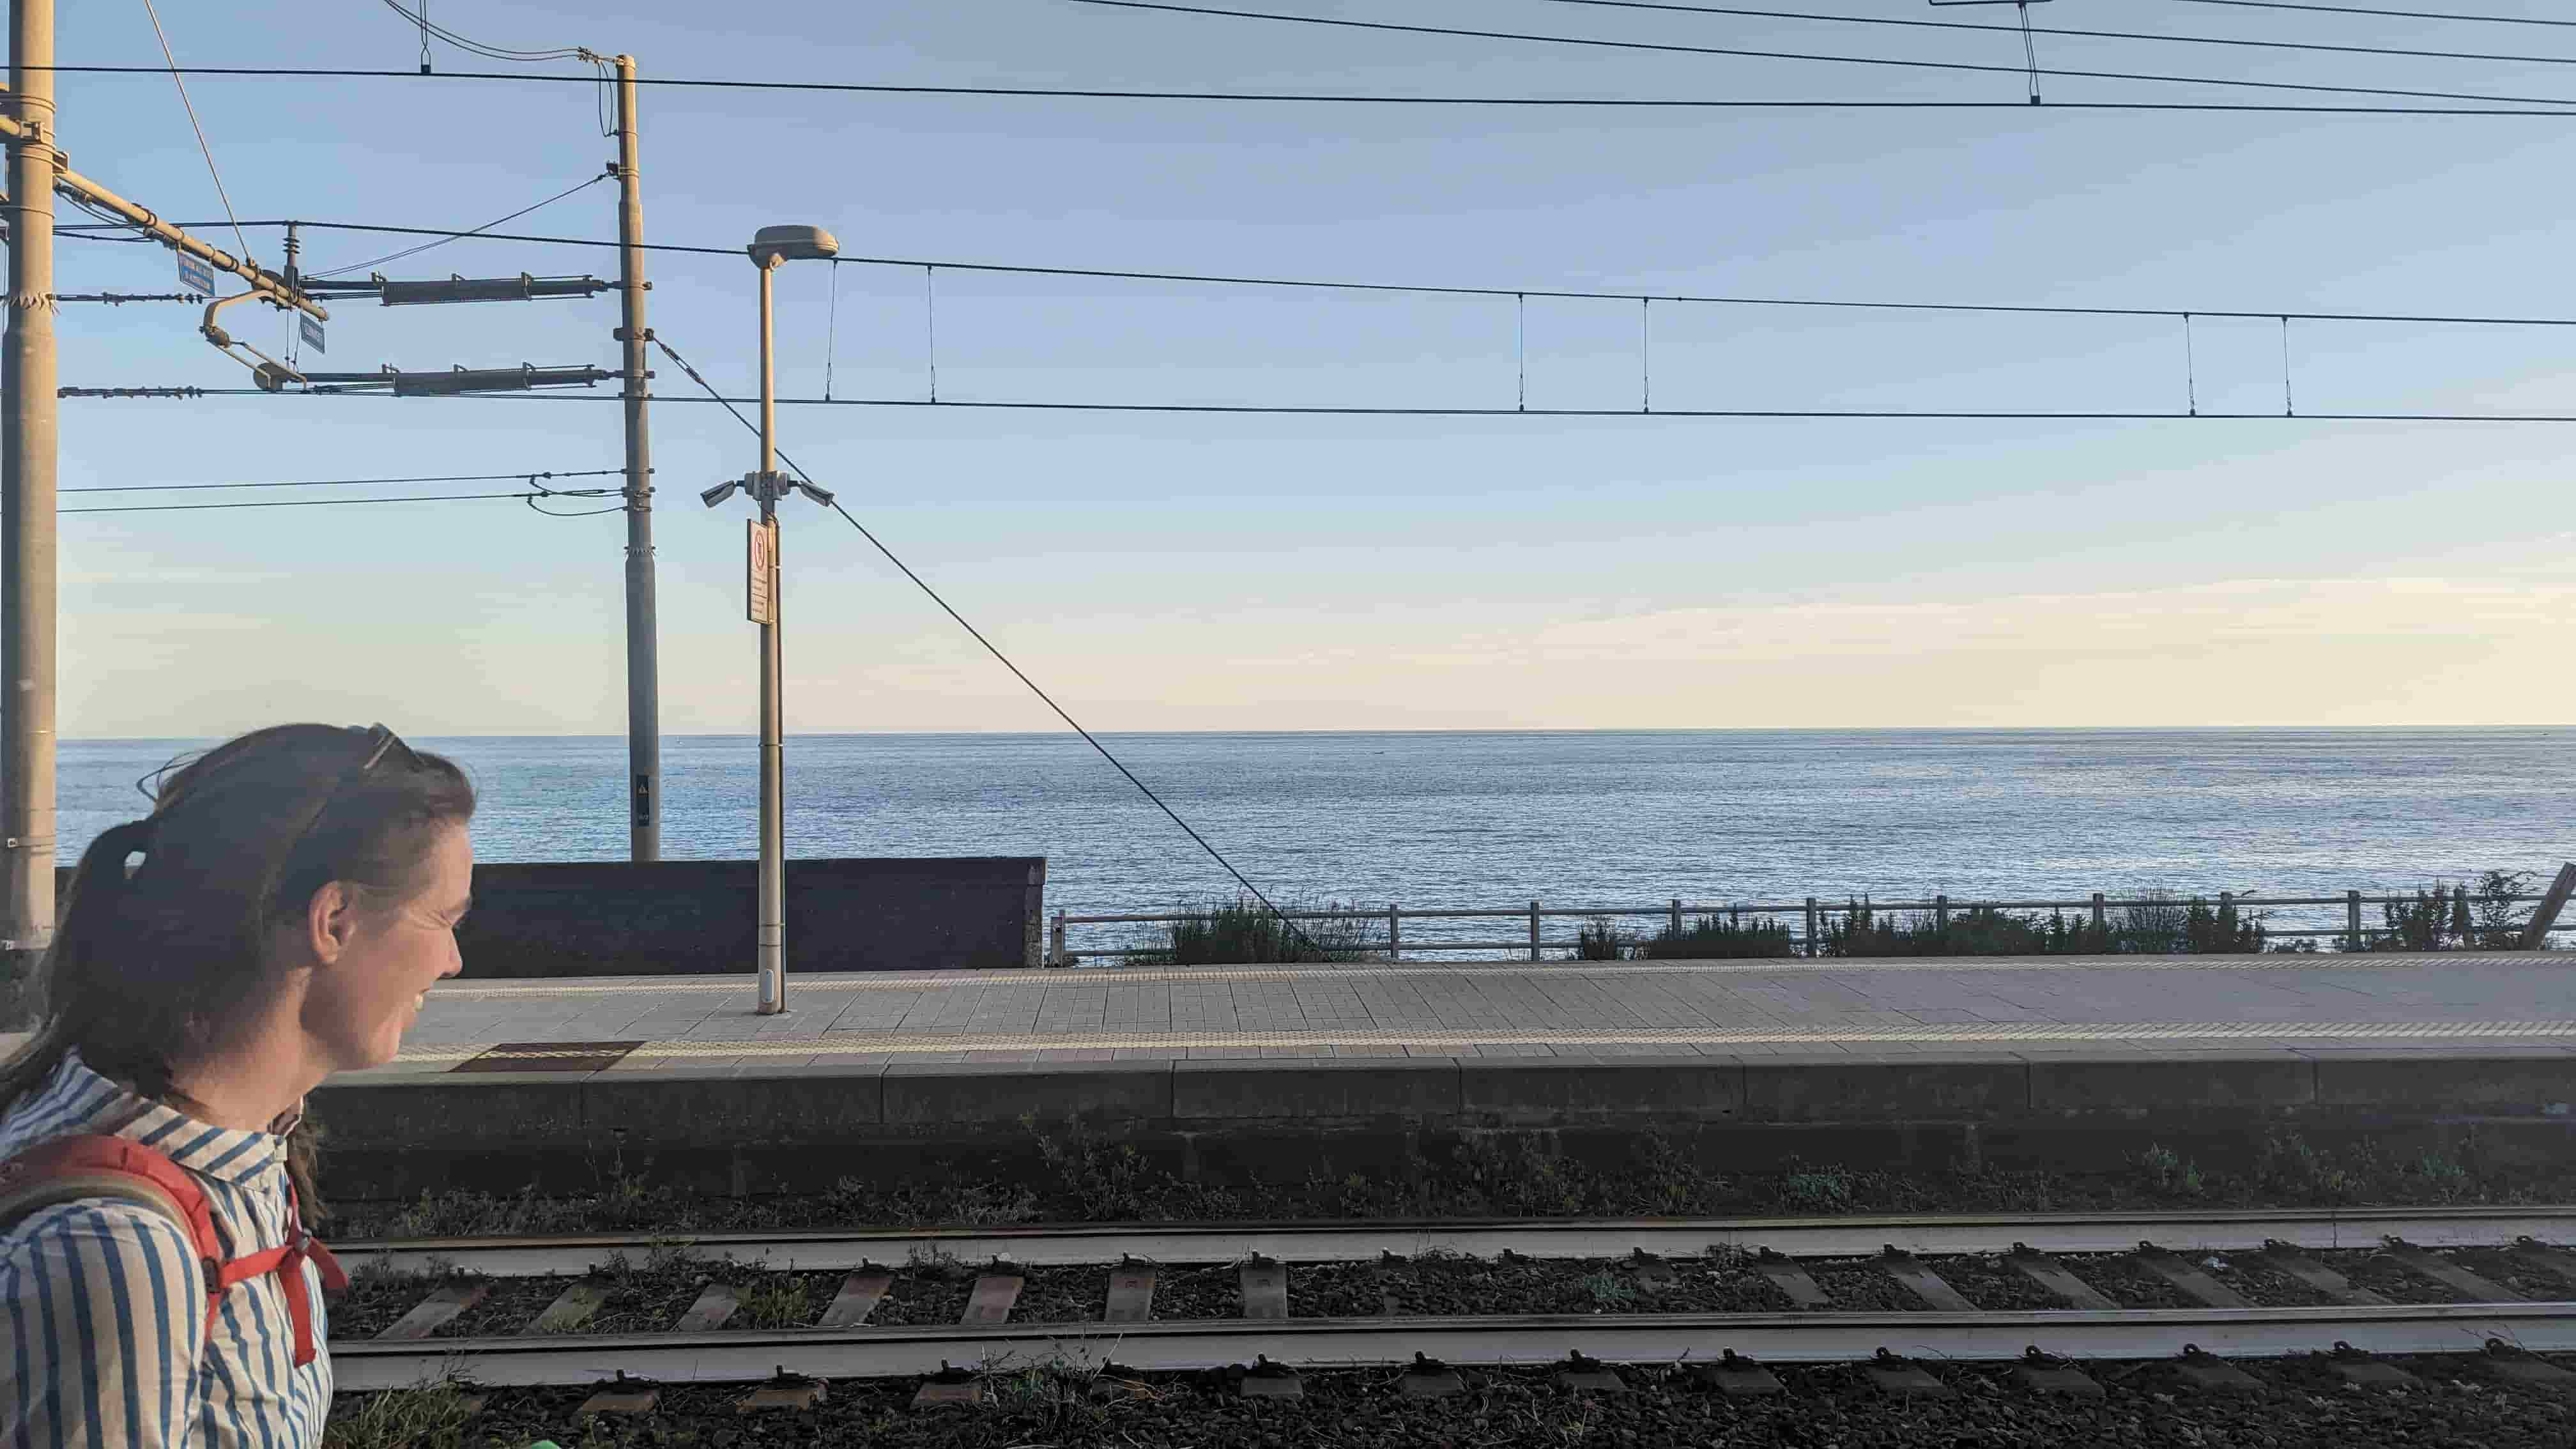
[703,223,838,1015]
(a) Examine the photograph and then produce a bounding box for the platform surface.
[312,951,2576,1081]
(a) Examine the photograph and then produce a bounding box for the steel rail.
[335,1205,2576,1279]
[330,1301,2576,1390]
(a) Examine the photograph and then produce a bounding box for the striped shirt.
[0,1052,330,1448]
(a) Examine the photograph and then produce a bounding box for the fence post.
[1050,909,1067,967]
[1388,903,1401,962]
[1936,893,1949,932]
[2091,891,2105,932]
[1669,897,1682,938]
[1530,900,1542,962]
[2347,889,2364,952]
[1805,896,1820,957]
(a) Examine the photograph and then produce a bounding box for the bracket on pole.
[199,291,307,391]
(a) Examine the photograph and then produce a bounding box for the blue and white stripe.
[0,1052,330,1447]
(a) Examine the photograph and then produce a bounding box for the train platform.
[241,952,2576,1196]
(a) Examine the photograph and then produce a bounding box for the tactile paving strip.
[450,1041,645,1073]
[391,1018,2576,1066]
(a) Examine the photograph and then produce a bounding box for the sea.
[52,728,2576,949]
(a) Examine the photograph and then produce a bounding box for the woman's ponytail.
[0,815,163,1111]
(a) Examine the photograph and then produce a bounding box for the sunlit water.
[59,728,2575,948]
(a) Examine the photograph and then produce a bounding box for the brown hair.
[0,723,475,1222]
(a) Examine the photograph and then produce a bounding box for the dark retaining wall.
[310,1048,2576,1202]
[452,857,1046,977]
[30,856,1046,985]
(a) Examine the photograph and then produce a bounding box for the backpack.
[0,1134,347,1367]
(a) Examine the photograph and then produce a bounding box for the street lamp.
[704,222,839,1015]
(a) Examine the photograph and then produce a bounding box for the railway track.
[330,1207,2576,1392]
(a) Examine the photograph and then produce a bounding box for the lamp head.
[748,224,840,267]
[700,479,741,508]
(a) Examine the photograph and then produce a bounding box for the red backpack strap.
[0,1135,338,1368]
[0,1135,226,1262]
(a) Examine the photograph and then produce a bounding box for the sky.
[38,0,2576,735]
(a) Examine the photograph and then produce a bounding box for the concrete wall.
[33,855,1046,985]
[311,1047,2576,1202]
[451,857,1046,977]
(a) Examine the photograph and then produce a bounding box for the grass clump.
[1633,911,1797,960]
[1146,897,1384,965]
[2133,1144,2205,1198]
[1572,916,1630,960]
[1580,1269,1637,1308]
[320,1379,478,1449]
[819,1172,1039,1228]
[730,1270,818,1329]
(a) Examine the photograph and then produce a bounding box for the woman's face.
[305,822,473,1071]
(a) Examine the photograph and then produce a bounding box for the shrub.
[1156,897,1382,965]
[1819,891,2269,956]
[1636,910,1797,960]
[1572,916,1630,960]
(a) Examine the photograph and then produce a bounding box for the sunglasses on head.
[286,723,423,852]
[353,723,423,775]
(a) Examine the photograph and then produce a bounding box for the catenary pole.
[611,54,661,862]
[4,0,58,953]
[754,254,785,1013]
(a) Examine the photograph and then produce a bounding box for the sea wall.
[34,856,1047,982]
[452,857,1047,976]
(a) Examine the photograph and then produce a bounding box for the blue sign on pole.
[175,252,215,295]
[299,315,325,355]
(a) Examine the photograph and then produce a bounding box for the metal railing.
[1048,878,2576,966]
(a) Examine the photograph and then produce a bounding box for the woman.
[0,723,475,1447]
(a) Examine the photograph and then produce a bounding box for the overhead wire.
[645,333,1326,955]
[80,216,2576,330]
[62,467,620,494]
[1525,0,2576,70]
[371,0,615,138]
[1057,0,2576,108]
[2171,1,2576,27]
[15,64,2576,115]
[374,0,586,62]
[63,194,153,242]
[61,488,615,514]
[307,172,606,279]
[167,388,2576,424]
[137,0,256,265]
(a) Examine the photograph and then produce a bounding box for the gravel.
[1804,1261,1929,1312]
[1147,1263,1244,1320]
[436,1275,576,1338]
[1917,1254,2064,1310]
[2311,1249,2473,1305]
[1012,1266,1108,1324]
[330,1269,449,1340]
[2198,1254,2336,1307]
[2448,1247,2575,1300]
[870,1269,977,1327]
[583,1275,714,1337]
[337,1353,2576,1449]
[2056,1254,2194,1308]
